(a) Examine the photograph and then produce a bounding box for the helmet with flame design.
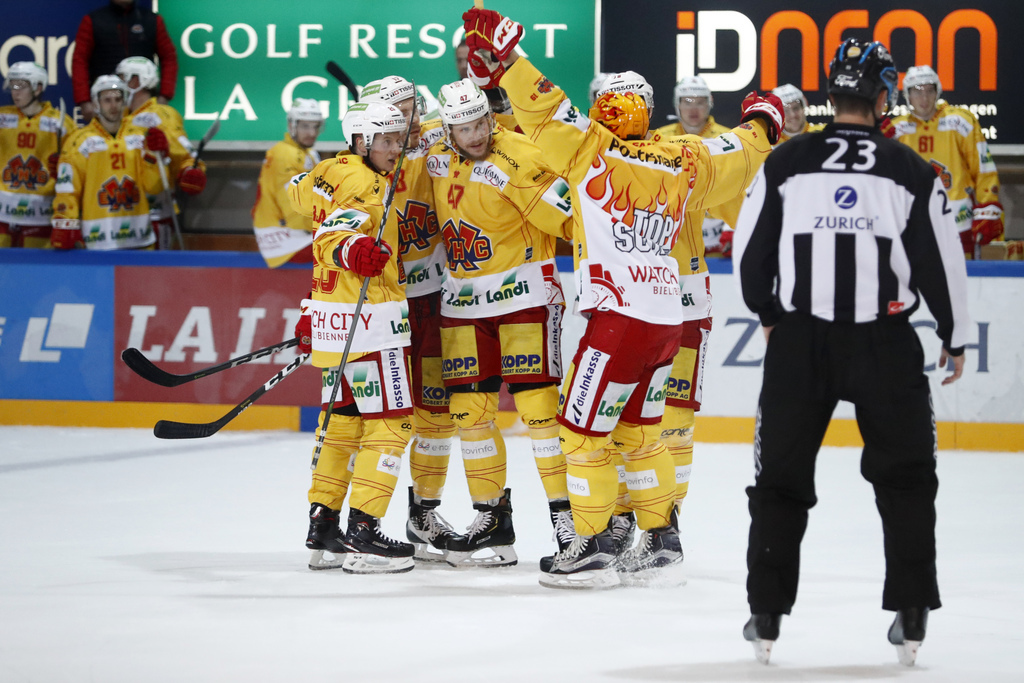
[588,90,649,140]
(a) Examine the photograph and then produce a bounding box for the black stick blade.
[121,348,186,387]
[326,61,359,101]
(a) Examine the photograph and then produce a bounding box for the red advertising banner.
[114,266,321,406]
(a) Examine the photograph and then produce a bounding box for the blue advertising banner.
[0,263,114,401]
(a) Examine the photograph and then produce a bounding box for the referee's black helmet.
[827,38,899,115]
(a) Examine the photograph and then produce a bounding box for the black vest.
[87,2,159,83]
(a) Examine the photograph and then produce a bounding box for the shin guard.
[512,385,567,500]
[559,426,617,535]
[661,405,695,507]
[410,407,456,500]
[617,421,676,530]
[347,416,413,519]
[309,412,361,510]
[450,391,507,503]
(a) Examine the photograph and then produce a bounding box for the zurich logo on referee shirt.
[834,186,858,209]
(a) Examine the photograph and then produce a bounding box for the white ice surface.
[0,427,1021,682]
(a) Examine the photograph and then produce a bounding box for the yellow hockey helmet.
[588,90,649,140]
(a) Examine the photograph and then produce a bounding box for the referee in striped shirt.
[733,38,970,666]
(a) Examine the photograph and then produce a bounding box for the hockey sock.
[610,446,632,515]
[409,407,456,500]
[347,416,413,519]
[661,405,695,507]
[560,426,617,535]
[450,391,507,503]
[617,421,676,530]
[308,413,361,510]
[512,385,567,500]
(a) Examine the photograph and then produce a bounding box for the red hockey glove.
[878,116,897,139]
[178,166,207,195]
[145,127,169,154]
[50,218,81,250]
[467,51,504,90]
[740,91,785,145]
[294,301,313,354]
[333,234,393,277]
[47,153,60,180]
[463,8,523,62]
[719,229,734,258]
[972,202,1004,246]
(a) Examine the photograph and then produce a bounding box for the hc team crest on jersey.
[441,218,492,272]
[97,176,141,211]
[397,199,439,254]
[3,155,48,190]
[929,160,952,190]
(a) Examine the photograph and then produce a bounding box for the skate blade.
[445,545,518,569]
[618,560,687,588]
[538,567,621,590]
[895,640,921,666]
[307,549,346,571]
[412,542,449,563]
[342,553,415,575]
[750,639,773,665]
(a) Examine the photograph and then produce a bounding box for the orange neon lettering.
[761,11,819,91]
[937,9,997,91]
[874,11,932,89]
[677,11,694,31]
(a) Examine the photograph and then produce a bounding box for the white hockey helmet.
[90,74,130,121]
[115,56,159,99]
[588,72,610,104]
[596,71,655,117]
[673,75,713,109]
[772,83,808,108]
[287,97,325,137]
[361,75,425,113]
[3,61,47,93]
[903,65,942,100]
[343,101,406,150]
[438,78,492,150]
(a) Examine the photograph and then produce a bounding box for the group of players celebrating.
[1,57,206,250]
[286,6,783,590]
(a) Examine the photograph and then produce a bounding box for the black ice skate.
[306,503,348,570]
[743,613,782,665]
[539,528,619,590]
[888,607,928,666]
[608,511,636,556]
[538,499,576,572]
[445,488,517,568]
[616,511,685,586]
[341,508,415,574]
[406,487,458,562]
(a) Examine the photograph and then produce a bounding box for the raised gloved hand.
[294,299,313,354]
[178,166,207,195]
[972,202,1004,246]
[878,116,897,139]
[740,91,785,145]
[50,218,81,250]
[47,153,60,180]
[145,127,169,154]
[463,8,523,62]
[467,51,504,90]
[333,234,393,277]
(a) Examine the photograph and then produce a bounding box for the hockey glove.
[462,8,522,62]
[178,166,207,195]
[740,91,785,145]
[47,153,60,180]
[294,299,313,354]
[333,234,393,277]
[972,202,1004,246]
[878,116,897,139]
[50,218,81,250]
[719,229,734,258]
[145,127,170,154]
[467,51,504,90]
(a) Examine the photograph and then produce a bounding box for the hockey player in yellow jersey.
[463,5,781,588]
[117,57,206,249]
[288,100,419,574]
[893,65,1003,256]
[773,84,825,143]
[50,75,164,250]
[357,75,464,563]
[252,98,323,267]
[0,62,76,248]
[426,78,574,568]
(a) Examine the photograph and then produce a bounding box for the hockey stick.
[153,352,309,439]
[192,113,221,168]
[57,97,66,150]
[121,336,301,387]
[310,84,417,471]
[154,147,185,250]
[325,61,360,102]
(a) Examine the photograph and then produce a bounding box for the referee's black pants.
[746,313,942,615]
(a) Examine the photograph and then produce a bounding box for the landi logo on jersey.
[397,199,439,254]
[441,218,492,272]
[350,365,381,398]
[97,176,141,211]
[673,9,997,93]
[3,155,48,190]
